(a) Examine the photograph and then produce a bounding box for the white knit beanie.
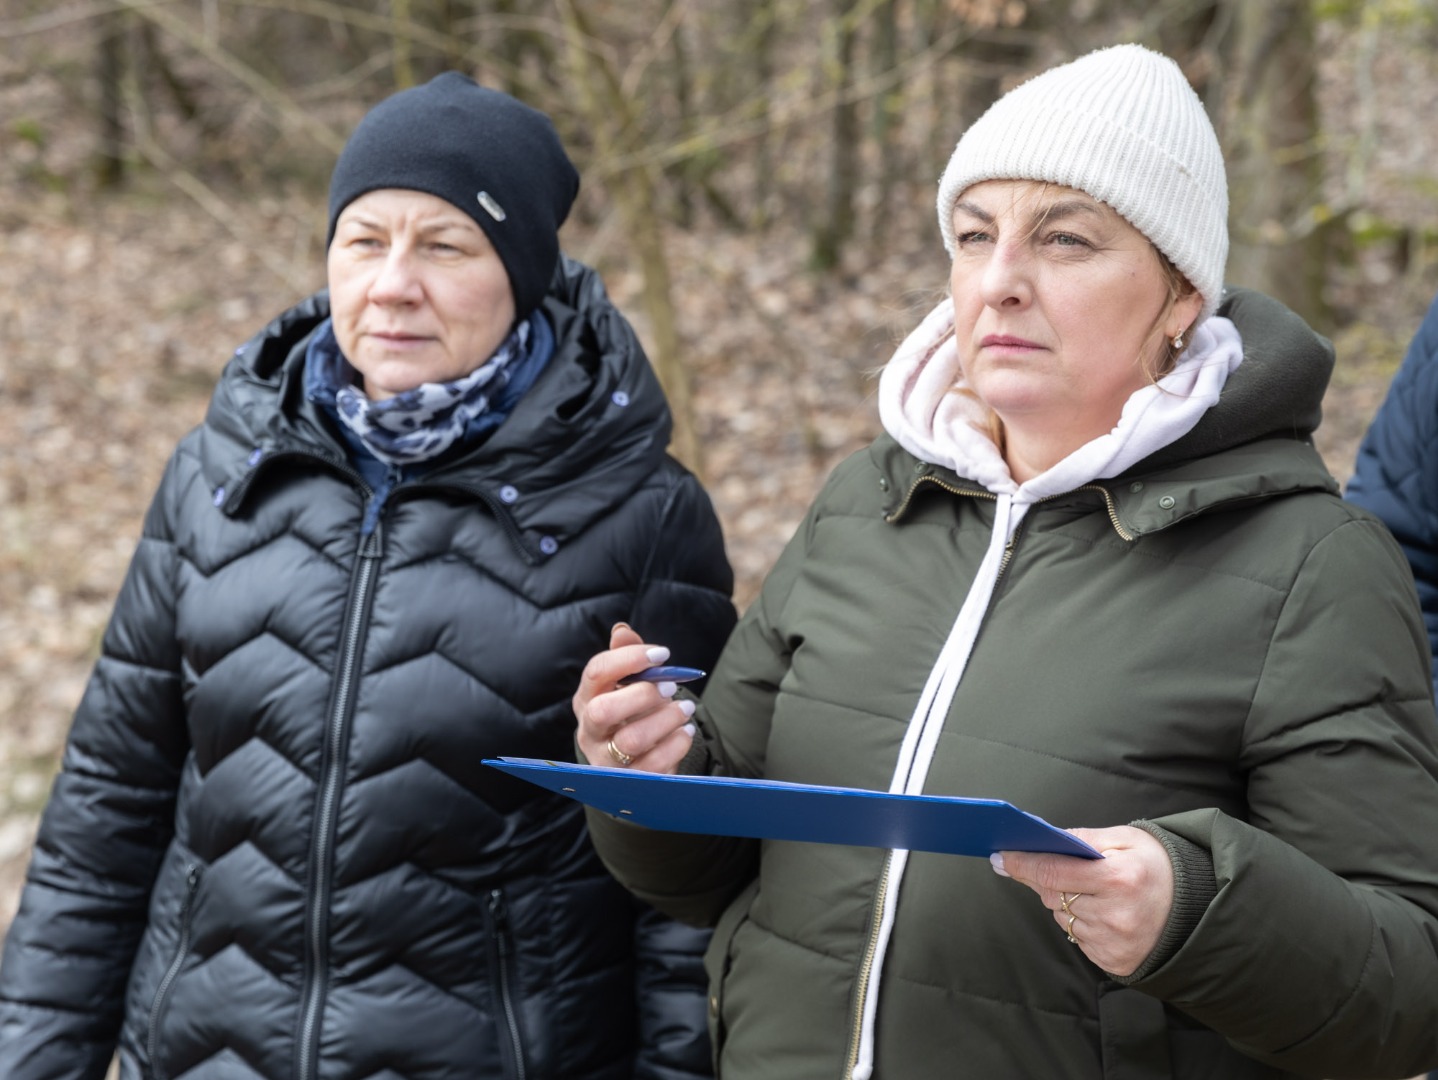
[936,44,1228,321]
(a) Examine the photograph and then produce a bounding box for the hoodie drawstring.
[852,494,1026,1080]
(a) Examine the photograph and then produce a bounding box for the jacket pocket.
[701,877,760,1073]
[1097,983,1172,1080]
[487,888,528,1080]
[146,863,203,1080]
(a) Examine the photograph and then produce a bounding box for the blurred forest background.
[3,0,1438,949]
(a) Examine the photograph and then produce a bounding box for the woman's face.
[948,179,1202,449]
[327,188,516,400]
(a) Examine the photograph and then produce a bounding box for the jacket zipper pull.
[488,889,510,957]
[488,889,528,1080]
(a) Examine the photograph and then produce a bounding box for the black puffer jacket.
[0,257,736,1080]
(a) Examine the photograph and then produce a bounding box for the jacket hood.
[199,256,674,561]
[1142,286,1334,469]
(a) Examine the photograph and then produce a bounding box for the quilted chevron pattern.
[0,259,736,1080]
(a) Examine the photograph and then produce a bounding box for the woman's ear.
[1168,289,1204,340]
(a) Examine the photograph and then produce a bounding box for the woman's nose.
[368,248,423,305]
[977,243,1033,309]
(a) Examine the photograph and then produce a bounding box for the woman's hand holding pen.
[573,623,700,774]
[991,826,1174,977]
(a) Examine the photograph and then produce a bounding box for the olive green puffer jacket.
[588,289,1438,1080]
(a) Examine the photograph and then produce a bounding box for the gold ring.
[606,738,633,767]
[1066,913,1079,944]
[1060,892,1074,914]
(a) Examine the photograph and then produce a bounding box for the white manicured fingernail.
[646,646,671,664]
[678,700,696,718]
[682,722,697,738]
[657,681,678,698]
[989,852,1009,877]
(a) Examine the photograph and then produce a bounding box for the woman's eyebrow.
[1030,200,1108,226]
[952,198,1109,228]
[952,200,994,223]
[415,218,480,238]
[339,214,383,231]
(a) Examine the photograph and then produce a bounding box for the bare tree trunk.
[662,14,742,232]
[914,0,952,189]
[138,21,201,125]
[1156,0,1223,90]
[392,0,416,88]
[667,20,695,229]
[556,0,703,476]
[745,1,779,228]
[867,0,900,241]
[1218,0,1329,329]
[433,0,469,70]
[952,26,1033,134]
[809,0,859,271]
[490,0,557,98]
[95,12,127,188]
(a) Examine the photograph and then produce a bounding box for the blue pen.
[618,665,707,685]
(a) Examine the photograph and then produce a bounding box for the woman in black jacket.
[0,73,735,1080]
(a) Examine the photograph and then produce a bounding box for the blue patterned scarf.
[308,316,536,467]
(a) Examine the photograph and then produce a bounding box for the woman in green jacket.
[573,44,1438,1080]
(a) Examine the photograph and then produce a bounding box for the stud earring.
[1172,329,1185,351]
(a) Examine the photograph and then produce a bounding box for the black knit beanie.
[326,72,580,320]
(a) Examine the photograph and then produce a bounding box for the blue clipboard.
[485,757,1101,859]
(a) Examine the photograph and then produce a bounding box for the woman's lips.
[980,334,1043,349]
[367,331,433,349]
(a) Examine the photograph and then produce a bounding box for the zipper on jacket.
[1077,483,1135,540]
[488,888,529,1080]
[887,477,1031,585]
[146,863,203,1080]
[296,522,384,1080]
[842,855,894,1080]
[885,474,993,524]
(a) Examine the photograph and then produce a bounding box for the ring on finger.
[1066,912,1079,944]
[1060,892,1077,914]
[606,738,633,767]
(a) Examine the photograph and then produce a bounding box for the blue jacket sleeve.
[0,452,191,1079]
[1346,291,1438,700]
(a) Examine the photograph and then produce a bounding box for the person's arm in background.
[0,451,191,1079]
[1347,290,1438,698]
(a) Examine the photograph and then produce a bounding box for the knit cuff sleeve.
[673,733,713,776]
[1108,820,1218,984]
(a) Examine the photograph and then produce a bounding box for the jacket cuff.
[1109,820,1218,984]
[674,734,712,776]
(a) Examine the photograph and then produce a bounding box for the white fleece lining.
[851,305,1243,1080]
